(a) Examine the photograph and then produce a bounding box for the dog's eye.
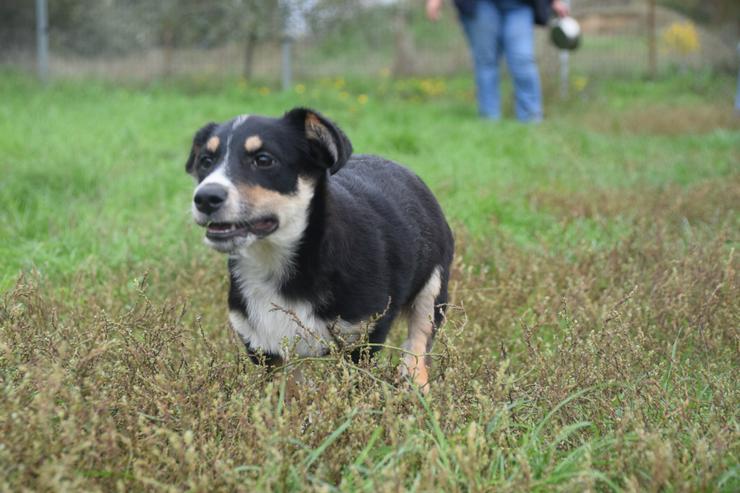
[254,153,275,169]
[200,156,214,169]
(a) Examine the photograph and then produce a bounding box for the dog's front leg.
[399,268,444,394]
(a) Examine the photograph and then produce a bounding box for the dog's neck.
[230,174,327,286]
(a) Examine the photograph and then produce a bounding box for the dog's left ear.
[284,108,352,175]
[185,122,218,174]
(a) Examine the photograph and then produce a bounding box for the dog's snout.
[194,184,228,214]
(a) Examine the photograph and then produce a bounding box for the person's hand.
[552,0,570,18]
[426,0,443,22]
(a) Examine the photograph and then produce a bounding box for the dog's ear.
[185,122,218,174]
[284,108,352,175]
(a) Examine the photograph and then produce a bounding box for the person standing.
[427,0,570,122]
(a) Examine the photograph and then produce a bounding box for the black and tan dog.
[185,108,454,390]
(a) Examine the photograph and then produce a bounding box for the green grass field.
[1,71,738,491]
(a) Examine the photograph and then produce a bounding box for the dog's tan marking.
[237,183,292,210]
[305,113,338,163]
[305,113,321,129]
[400,267,442,393]
[206,136,220,152]
[245,135,263,153]
[236,178,315,212]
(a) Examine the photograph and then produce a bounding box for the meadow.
[0,71,738,491]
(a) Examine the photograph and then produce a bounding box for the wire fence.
[1,0,737,88]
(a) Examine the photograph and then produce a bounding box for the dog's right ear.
[185,122,218,174]
[283,108,352,175]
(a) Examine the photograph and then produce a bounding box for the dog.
[185,108,454,390]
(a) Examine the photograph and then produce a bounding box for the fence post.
[35,0,49,84]
[559,51,569,99]
[559,0,571,99]
[282,35,293,92]
[281,1,293,92]
[648,0,657,78]
[736,42,740,115]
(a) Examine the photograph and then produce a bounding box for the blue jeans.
[461,0,543,122]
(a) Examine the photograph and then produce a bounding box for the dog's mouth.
[205,216,279,240]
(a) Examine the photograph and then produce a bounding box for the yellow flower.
[339,91,350,100]
[419,78,446,97]
[573,76,588,92]
[295,84,306,94]
[662,22,700,56]
[357,94,369,105]
[258,86,271,96]
[334,78,346,89]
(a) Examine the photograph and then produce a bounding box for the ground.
[0,72,738,491]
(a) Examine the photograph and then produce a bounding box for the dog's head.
[185,108,352,254]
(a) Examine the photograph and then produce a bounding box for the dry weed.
[1,210,737,491]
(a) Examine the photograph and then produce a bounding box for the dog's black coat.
[187,108,454,364]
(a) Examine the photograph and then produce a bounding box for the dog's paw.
[397,355,430,395]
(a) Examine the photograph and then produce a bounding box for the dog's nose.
[194,184,228,214]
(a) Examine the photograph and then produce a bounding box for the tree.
[225,0,284,80]
[391,0,416,77]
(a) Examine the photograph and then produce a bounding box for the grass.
[0,71,738,491]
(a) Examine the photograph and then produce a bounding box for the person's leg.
[460,1,503,119]
[500,1,543,122]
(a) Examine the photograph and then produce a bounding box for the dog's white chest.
[229,281,334,358]
[227,249,338,358]
[227,242,366,358]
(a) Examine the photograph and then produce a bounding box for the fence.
[1,0,737,88]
